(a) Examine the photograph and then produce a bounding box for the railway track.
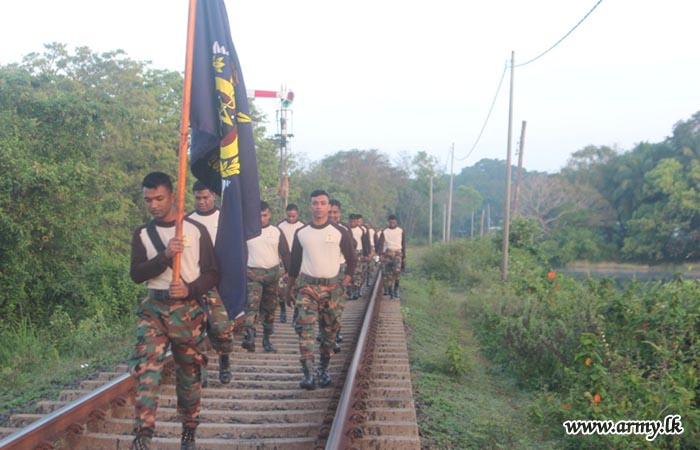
[0,273,420,450]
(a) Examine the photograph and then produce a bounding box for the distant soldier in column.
[276,203,305,323]
[242,201,291,353]
[358,216,376,286]
[349,214,370,300]
[328,199,349,351]
[286,190,356,390]
[377,214,405,299]
[128,172,218,450]
[186,180,235,386]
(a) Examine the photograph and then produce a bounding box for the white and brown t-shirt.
[130,218,218,299]
[186,207,219,243]
[378,226,405,256]
[289,221,357,279]
[246,224,291,270]
[277,219,305,250]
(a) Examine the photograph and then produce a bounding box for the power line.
[515,0,604,68]
[457,62,508,162]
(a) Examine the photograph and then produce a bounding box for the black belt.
[147,288,171,301]
[300,274,338,286]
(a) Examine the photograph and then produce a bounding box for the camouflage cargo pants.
[127,295,207,436]
[203,290,234,354]
[294,276,346,363]
[352,251,366,289]
[245,266,280,334]
[382,250,403,290]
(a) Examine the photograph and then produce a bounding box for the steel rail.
[324,271,383,450]
[0,355,173,450]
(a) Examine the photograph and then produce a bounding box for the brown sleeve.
[401,229,406,257]
[184,219,219,299]
[278,229,291,272]
[288,230,303,278]
[376,233,385,255]
[130,225,170,284]
[339,226,357,277]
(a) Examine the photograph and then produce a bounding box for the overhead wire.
[455,0,605,162]
[457,62,508,162]
[515,0,604,68]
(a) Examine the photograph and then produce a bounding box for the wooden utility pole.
[446,143,455,242]
[480,209,485,236]
[429,175,434,246]
[513,120,527,217]
[470,211,474,238]
[442,204,447,242]
[502,51,515,282]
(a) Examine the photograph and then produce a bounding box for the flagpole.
[173,0,198,283]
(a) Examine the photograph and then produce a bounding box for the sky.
[2,0,699,174]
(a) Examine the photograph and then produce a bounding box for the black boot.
[317,355,332,387]
[180,426,196,450]
[130,435,152,450]
[262,331,277,353]
[241,327,256,352]
[333,341,341,354]
[218,354,232,384]
[279,301,287,323]
[300,359,316,390]
[383,287,390,296]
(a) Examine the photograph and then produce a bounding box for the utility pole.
[429,175,434,246]
[502,51,515,282]
[442,203,447,242]
[480,209,485,236]
[513,120,527,217]
[446,143,455,242]
[470,211,474,238]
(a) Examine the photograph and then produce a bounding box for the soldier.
[328,199,349,351]
[128,172,217,450]
[349,214,370,300]
[242,201,291,352]
[286,190,356,390]
[186,180,235,386]
[377,214,405,299]
[276,203,305,323]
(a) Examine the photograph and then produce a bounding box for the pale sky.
[2,0,699,174]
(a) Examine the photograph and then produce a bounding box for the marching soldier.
[286,190,356,390]
[186,180,235,386]
[276,203,305,323]
[377,214,405,299]
[128,172,217,450]
[242,201,291,352]
[349,214,370,300]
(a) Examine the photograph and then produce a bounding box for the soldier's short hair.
[193,180,213,193]
[142,172,173,192]
[286,203,299,212]
[329,199,341,209]
[260,201,271,211]
[387,214,398,221]
[309,189,329,200]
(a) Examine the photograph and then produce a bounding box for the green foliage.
[418,239,700,448]
[418,238,501,289]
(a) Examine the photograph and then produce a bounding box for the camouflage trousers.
[127,295,207,436]
[277,268,289,303]
[203,290,234,354]
[382,250,403,290]
[294,275,346,363]
[352,252,367,289]
[245,266,280,334]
